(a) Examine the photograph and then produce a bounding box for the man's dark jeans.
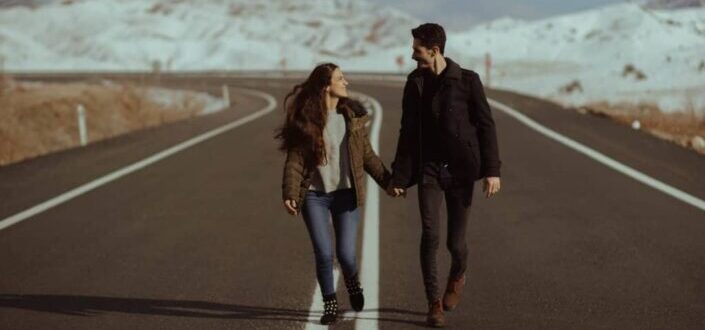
[418,161,475,301]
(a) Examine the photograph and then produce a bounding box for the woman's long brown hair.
[275,63,339,168]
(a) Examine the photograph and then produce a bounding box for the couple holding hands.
[277,23,501,327]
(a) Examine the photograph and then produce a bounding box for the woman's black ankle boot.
[345,273,365,312]
[320,293,338,325]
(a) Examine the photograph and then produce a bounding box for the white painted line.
[488,99,705,212]
[353,92,382,330]
[303,92,382,329]
[0,88,277,232]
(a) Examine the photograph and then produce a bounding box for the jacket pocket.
[466,139,480,165]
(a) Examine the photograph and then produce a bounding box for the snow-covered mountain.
[645,0,705,9]
[0,0,703,114]
[0,0,419,71]
[0,0,54,8]
[445,3,705,113]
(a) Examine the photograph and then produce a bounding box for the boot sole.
[427,320,445,328]
[443,303,456,311]
[320,319,338,325]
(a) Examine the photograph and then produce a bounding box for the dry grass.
[579,102,705,154]
[365,19,386,44]
[0,78,206,166]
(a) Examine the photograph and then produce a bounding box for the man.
[387,23,502,328]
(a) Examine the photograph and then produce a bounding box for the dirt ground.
[575,102,705,155]
[0,75,210,166]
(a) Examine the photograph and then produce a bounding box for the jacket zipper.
[346,118,358,203]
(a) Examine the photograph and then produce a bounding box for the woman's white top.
[309,109,353,192]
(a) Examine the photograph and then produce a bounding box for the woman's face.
[326,68,348,98]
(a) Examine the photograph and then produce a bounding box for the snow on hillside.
[645,0,705,9]
[0,0,419,71]
[0,0,703,114]
[445,3,705,113]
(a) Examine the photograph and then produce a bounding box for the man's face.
[411,38,436,69]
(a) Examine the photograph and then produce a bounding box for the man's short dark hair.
[411,23,446,54]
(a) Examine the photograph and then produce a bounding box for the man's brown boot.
[442,274,466,311]
[426,298,445,328]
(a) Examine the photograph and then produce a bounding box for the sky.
[374,0,634,30]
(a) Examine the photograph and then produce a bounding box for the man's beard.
[413,56,431,69]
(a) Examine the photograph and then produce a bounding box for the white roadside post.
[0,54,5,94]
[222,85,230,107]
[485,52,492,88]
[76,104,88,146]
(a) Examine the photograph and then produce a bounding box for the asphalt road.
[1,74,704,329]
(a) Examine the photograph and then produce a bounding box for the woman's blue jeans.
[301,188,360,296]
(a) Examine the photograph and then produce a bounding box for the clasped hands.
[285,177,501,215]
[385,176,501,199]
[385,184,405,198]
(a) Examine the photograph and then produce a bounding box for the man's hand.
[483,177,501,199]
[386,185,405,198]
[283,199,299,216]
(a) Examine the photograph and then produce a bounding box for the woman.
[276,63,391,325]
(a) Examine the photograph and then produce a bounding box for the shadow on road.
[0,294,427,326]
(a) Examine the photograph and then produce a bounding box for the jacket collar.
[336,98,368,129]
[443,57,462,80]
[411,57,462,95]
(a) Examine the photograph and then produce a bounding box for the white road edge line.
[0,88,278,232]
[488,99,705,212]
[303,91,382,329]
[354,92,382,330]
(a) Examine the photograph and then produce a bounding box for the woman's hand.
[284,199,299,215]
